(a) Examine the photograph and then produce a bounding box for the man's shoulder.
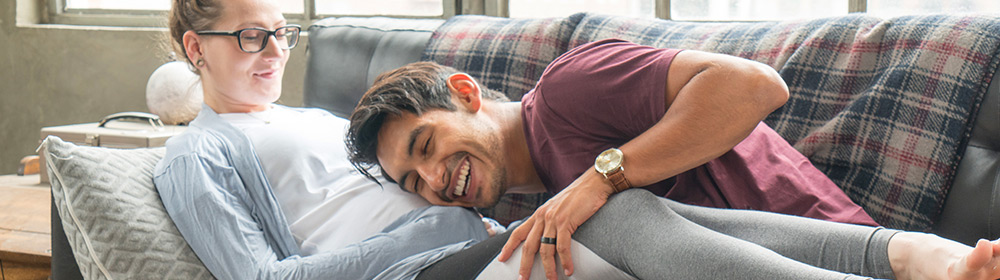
[549,39,674,68]
[562,39,636,56]
[530,39,679,110]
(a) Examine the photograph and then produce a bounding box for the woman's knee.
[604,189,661,210]
[594,189,677,222]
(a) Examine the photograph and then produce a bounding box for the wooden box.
[38,112,186,183]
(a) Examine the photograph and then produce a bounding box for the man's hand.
[497,168,616,280]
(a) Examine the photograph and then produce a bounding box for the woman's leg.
[659,198,896,278]
[572,189,871,279]
[416,229,512,279]
[605,190,1000,280]
[419,189,1000,279]
[421,189,874,279]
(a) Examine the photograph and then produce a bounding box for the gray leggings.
[418,189,898,279]
[576,188,897,279]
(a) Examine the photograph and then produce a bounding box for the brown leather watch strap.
[605,168,632,193]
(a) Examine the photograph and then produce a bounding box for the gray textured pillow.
[43,136,213,279]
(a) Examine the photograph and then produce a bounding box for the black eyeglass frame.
[196,24,302,53]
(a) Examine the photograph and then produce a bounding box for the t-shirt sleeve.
[533,39,681,140]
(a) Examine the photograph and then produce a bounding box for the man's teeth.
[454,160,470,197]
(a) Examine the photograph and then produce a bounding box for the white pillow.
[43,136,212,279]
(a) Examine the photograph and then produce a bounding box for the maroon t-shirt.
[521,39,876,226]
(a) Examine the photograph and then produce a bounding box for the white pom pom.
[146,61,203,125]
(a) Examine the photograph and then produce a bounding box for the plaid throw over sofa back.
[425,13,1000,231]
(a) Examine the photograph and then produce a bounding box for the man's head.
[347,61,512,208]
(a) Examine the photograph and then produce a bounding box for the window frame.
[489,0,871,20]
[38,0,977,27]
[46,0,168,27]
[44,0,461,27]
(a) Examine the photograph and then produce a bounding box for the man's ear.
[446,73,482,113]
[182,30,204,68]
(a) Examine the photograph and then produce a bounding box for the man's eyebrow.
[407,124,428,157]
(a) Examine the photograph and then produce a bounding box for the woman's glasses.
[196,25,301,53]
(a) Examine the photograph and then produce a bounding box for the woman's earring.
[196,58,205,67]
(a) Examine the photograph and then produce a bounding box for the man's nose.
[416,164,446,192]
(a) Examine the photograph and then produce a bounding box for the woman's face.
[197,0,289,113]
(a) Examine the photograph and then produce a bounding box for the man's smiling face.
[376,109,509,208]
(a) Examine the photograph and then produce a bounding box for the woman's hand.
[482,216,506,237]
[497,168,616,280]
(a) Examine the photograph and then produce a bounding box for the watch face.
[595,148,623,173]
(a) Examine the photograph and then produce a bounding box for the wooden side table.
[0,174,51,279]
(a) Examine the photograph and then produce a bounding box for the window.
[316,0,443,17]
[670,0,847,21]
[866,0,1000,18]
[59,0,303,15]
[64,0,170,11]
[43,0,1000,26]
[503,0,998,21]
[508,0,656,19]
[46,0,448,27]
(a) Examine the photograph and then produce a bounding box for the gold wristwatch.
[594,148,631,193]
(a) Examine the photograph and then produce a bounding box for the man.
[347,39,877,278]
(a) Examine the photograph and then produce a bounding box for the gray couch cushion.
[934,72,1000,244]
[304,17,444,118]
[43,136,212,279]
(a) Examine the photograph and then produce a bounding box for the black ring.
[540,237,557,245]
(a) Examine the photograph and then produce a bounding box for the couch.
[48,13,1000,279]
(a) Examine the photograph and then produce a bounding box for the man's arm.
[623,50,789,187]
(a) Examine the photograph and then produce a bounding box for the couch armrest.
[934,67,1000,245]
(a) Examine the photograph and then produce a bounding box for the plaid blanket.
[424,13,1000,231]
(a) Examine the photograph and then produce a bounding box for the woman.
[156,0,1000,279]
[157,0,490,278]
